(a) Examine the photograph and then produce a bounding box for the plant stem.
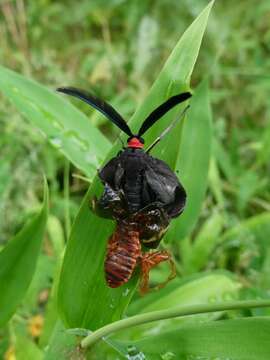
[81,299,270,349]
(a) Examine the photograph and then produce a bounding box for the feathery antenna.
[138,92,192,137]
[57,87,133,137]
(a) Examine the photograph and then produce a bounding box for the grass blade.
[167,80,212,242]
[0,66,110,179]
[0,180,48,327]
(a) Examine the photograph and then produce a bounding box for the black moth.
[58,87,191,292]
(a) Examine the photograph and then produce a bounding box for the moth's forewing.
[143,155,186,218]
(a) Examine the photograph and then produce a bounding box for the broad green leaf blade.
[43,321,78,360]
[128,272,240,314]
[167,80,212,242]
[39,219,65,348]
[119,273,240,340]
[0,66,110,179]
[58,1,214,330]
[126,317,270,360]
[128,0,215,170]
[0,181,48,327]
[44,321,126,360]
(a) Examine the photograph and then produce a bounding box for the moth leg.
[91,195,111,218]
[139,250,176,295]
[133,205,170,248]
[90,183,126,219]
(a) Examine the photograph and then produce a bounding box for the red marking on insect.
[127,137,144,148]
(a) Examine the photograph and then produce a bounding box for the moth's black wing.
[98,155,124,190]
[143,155,186,218]
[96,155,127,219]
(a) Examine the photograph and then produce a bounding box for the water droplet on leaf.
[64,130,89,151]
[127,345,145,360]
[161,351,176,360]
[50,137,62,149]
[122,288,130,297]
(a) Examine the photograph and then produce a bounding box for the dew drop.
[64,130,89,151]
[126,345,145,360]
[26,100,41,112]
[222,291,234,301]
[122,288,130,297]
[109,298,115,309]
[52,120,64,131]
[50,137,62,149]
[39,108,65,131]
[161,351,176,359]
[85,152,99,167]
[208,295,218,303]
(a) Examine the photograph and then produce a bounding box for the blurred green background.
[0,0,270,357]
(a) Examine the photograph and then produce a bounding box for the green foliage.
[0,66,110,179]
[128,317,270,359]
[122,272,240,339]
[0,181,48,327]
[0,0,269,358]
[167,79,212,242]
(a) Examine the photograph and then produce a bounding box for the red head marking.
[127,137,144,149]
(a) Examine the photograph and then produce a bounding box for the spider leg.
[90,184,126,219]
[139,250,176,295]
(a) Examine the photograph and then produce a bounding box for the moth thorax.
[127,137,144,148]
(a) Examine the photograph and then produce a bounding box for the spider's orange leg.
[139,250,176,295]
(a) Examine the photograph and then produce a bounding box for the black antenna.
[138,92,192,137]
[57,87,133,137]
[146,105,190,153]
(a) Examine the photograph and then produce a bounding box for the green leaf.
[181,211,223,274]
[45,321,123,360]
[39,257,64,348]
[43,321,78,360]
[167,80,212,242]
[58,1,215,330]
[119,273,240,340]
[128,2,214,170]
[0,181,48,327]
[208,157,226,209]
[22,253,55,313]
[128,272,240,314]
[126,317,270,360]
[218,212,270,287]
[15,335,43,360]
[0,66,110,179]
[39,216,65,348]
